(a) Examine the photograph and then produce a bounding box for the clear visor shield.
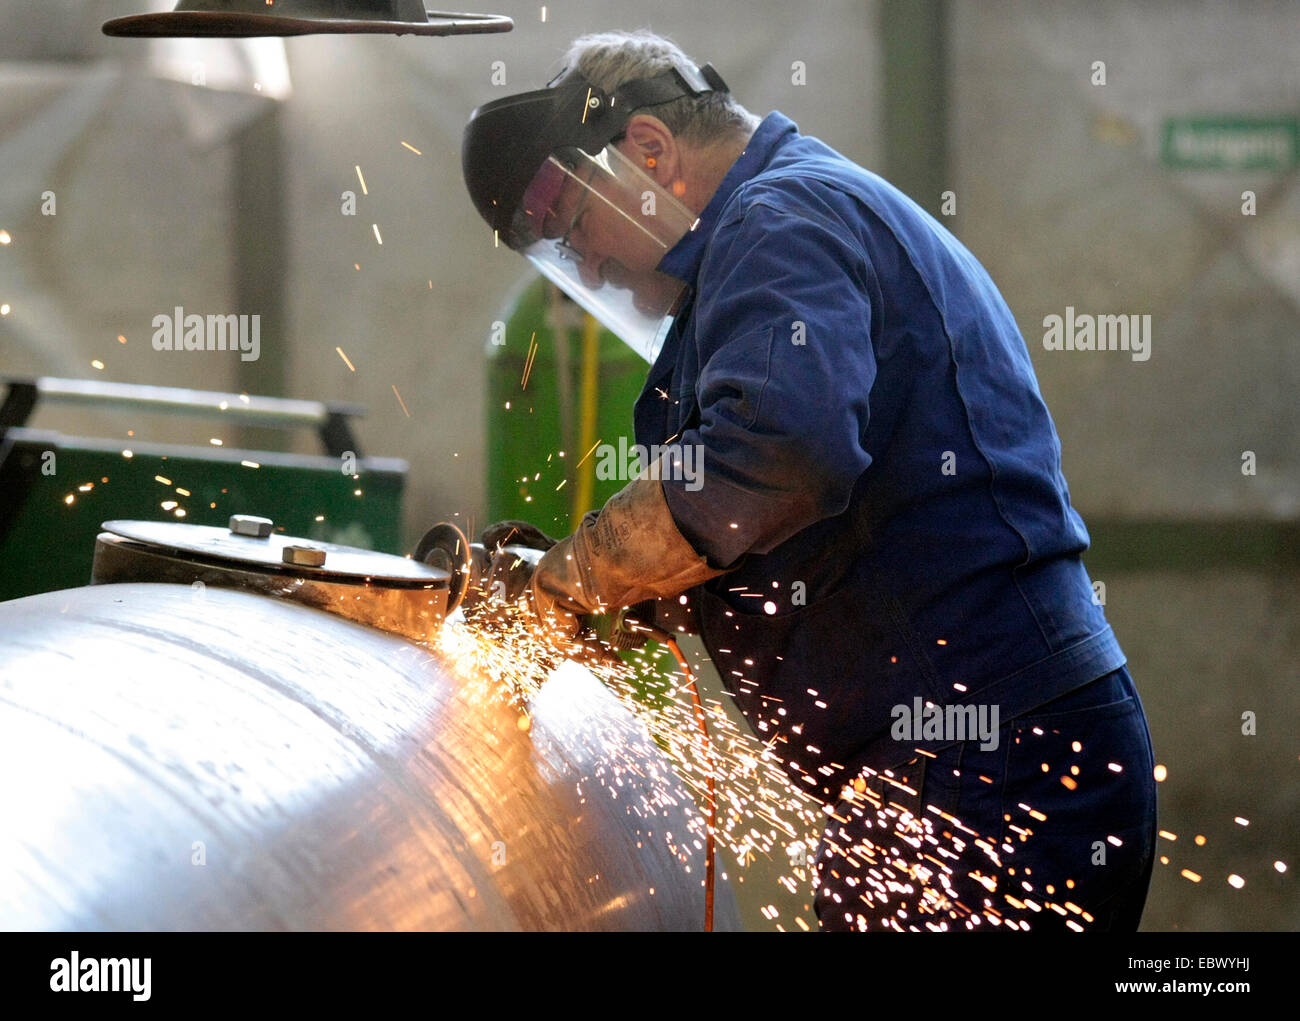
[512,145,697,363]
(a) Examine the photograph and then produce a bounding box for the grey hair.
[558,30,759,146]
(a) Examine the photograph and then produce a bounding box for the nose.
[575,254,605,288]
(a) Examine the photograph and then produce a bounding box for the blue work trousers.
[814,666,1158,932]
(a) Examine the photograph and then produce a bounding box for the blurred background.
[0,0,1296,930]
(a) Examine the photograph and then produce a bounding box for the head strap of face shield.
[603,61,729,116]
[554,61,730,147]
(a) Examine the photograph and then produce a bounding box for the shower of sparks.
[372,224,383,245]
[336,346,356,371]
[392,384,411,418]
[400,141,423,155]
[355,165,368,195]
[521,331,539,389]
[420,596,1207,933]
[430,603,825,927]
[91,360,104,370]
[0,229,10,244]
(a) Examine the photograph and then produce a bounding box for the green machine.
[0,377,406,602]
[487,274,689,704]
[487,275,652,535]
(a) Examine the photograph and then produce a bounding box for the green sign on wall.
[1161,116,1299,171]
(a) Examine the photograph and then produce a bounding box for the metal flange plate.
[100,519,442,587]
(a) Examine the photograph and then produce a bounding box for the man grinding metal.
[456,30,1157,931]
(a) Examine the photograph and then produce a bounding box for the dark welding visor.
[461,61,728,248]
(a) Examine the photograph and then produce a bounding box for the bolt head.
[282,545,326,568]
[229,514,273,538]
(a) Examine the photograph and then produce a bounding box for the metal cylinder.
[0,582,737,930]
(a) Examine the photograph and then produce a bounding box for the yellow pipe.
[571,313,601,532]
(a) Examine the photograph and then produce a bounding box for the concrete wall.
[951,0,1300,519]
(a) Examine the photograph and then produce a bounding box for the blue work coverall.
[635,112,1157,931]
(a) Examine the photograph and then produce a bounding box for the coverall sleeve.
[662,199,877,569]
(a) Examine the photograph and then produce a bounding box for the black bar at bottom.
[0,930,1286,1007]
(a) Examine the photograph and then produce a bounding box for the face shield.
[462,60,730,362]
[511,145,697,362]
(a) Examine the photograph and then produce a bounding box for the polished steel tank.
[0,530,737,930]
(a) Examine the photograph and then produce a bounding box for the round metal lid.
[101,520,443,587]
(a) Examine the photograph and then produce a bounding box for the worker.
[458,30,1158,931]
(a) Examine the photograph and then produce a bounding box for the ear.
[620,114,679,186]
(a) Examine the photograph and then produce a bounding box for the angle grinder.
[413,522,545,617]
[413,521,646,663]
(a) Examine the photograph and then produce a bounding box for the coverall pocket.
[695,325,774,431]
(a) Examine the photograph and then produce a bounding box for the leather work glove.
[529,469,727,649]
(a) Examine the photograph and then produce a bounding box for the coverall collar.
[657,111,799,284]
